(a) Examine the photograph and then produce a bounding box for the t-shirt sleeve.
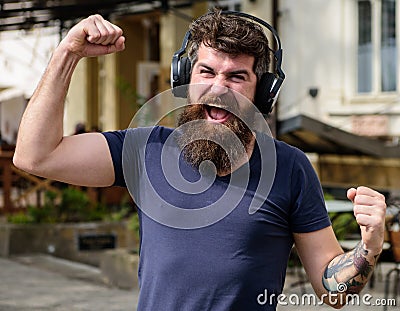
[102,130,127,187]
[289,149,331,233]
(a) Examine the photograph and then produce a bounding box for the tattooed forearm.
[353,244,372,277]
[322,242,379,294]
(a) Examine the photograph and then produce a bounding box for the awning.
[277,114,400,158]
[0,0,192,32]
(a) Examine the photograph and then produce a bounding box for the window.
[358,1,372,92]
[381,0,397,91]
[357,0,397,94]
[208,0,241,11]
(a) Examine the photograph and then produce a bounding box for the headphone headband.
[171,10,285,114]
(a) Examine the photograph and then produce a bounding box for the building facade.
[0,0,399,196]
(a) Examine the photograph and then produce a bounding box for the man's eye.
[200,69,214,76]
[231,75,245,81]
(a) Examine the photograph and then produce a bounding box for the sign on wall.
[352,115,388,137]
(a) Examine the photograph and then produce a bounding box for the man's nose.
[210,77,229,96]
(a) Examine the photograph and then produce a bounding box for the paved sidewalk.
[0,255,139,311]
[0,254,398,310]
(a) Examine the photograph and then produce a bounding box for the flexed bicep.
[18,133,116,187]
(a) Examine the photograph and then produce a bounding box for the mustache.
[189,90,240,114]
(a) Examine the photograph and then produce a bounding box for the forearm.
[322,241,380,295]
[14,45,81,171]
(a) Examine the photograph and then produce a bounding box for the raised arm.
[294,186,386,308]
[13,15,125,186]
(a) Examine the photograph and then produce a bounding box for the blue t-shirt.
[102,126,331,310]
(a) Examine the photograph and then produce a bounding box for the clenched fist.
[60,14,125,58]
[347,186,387,255]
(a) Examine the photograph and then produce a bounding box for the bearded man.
[14,10,386,311]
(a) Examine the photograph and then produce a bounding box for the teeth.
[205,104,228,110]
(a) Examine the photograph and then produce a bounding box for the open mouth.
[204,105,232,123]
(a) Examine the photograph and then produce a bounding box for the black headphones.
[171,10,285,114]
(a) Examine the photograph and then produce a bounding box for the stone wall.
[0,221,137,267]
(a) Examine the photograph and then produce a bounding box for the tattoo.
[322,242,378,294]
[353,243,372,277]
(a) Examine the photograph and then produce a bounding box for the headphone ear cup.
[172,57,191,98]
[179,57,191,86]
[255,72,276,114]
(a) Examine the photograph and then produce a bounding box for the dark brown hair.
[187,9,270,80]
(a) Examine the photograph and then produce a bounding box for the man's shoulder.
[126,126,174,142]
[274,138,304,156]
[255,134,313,175]
[256,132,304,158]
[102,126,174,149]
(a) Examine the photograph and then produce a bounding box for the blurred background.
[1,0,399,201]
[0,1,399,308]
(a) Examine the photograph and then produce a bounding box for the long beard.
[176,101,254,175]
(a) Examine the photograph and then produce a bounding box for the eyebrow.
[198,63,251,77]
